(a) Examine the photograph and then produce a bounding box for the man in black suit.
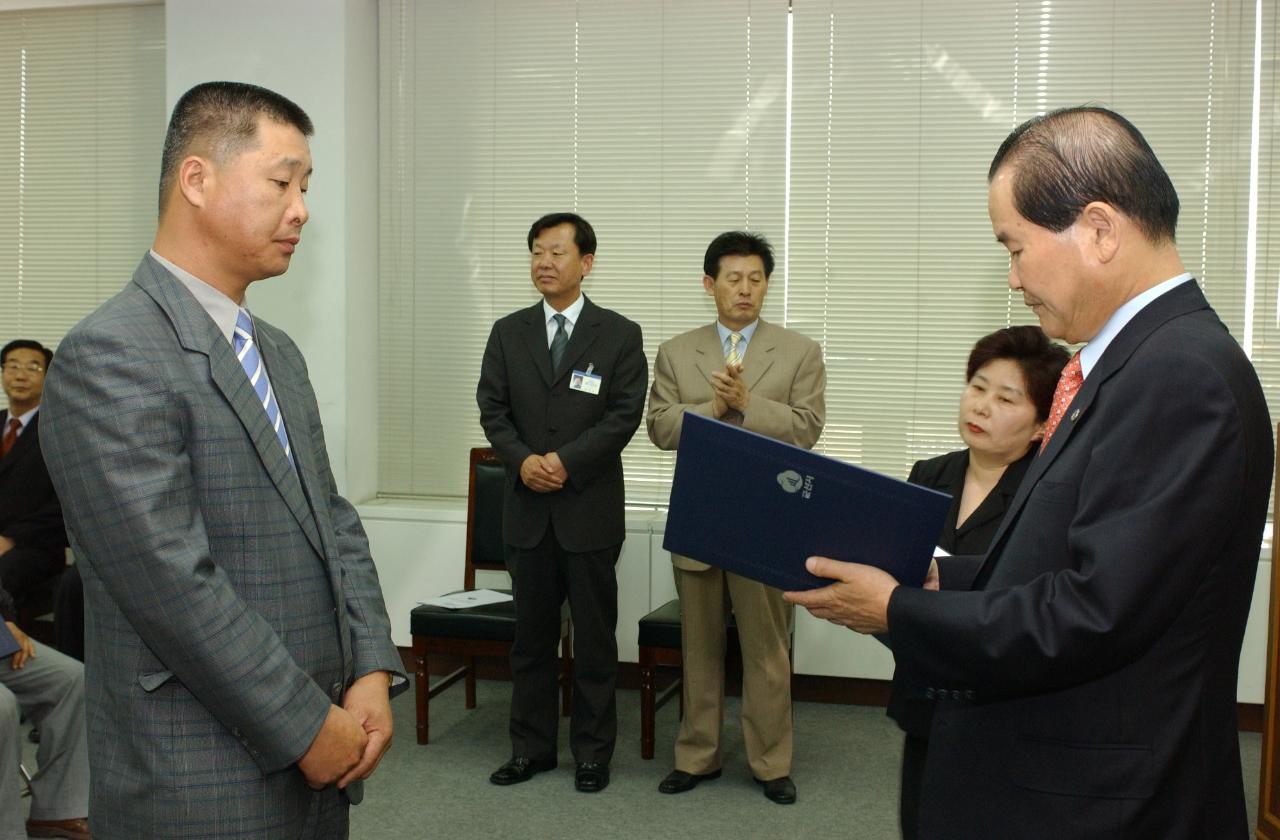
[0,340,67,608]
[477,212,647,794]
[789,107,1272,838]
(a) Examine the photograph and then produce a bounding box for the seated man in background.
[0,340,68,615]
[0,581,89,840]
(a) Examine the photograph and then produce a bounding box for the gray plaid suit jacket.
[40,254,405,839]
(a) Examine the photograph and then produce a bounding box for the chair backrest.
[465,447,507,588]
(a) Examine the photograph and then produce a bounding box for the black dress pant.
[900,732,929,840]
[507,525,620,765]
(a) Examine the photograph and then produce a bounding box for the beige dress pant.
[672,562,793,780]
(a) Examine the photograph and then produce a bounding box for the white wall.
[164,0,380,496]
[361,505,1274,704]
[102,0,1278,705]
[4,0,1269,707]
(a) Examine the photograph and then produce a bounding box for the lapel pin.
[1070,408,1081,422]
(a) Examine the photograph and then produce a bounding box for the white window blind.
[378,0,786,502]
[380,0,1274,503]
[0,3,165,347]
[788,0,1260,478]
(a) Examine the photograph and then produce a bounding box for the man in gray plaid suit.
[40,82,405,839]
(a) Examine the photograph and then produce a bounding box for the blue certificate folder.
[663,413,952,591]
[0,620,19,660]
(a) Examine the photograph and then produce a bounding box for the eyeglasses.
[1,362,45,374]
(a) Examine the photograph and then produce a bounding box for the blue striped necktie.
[233,308,293,465]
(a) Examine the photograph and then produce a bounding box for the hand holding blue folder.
[663,413,951,591]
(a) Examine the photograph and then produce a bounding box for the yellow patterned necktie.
[726,332,743,367]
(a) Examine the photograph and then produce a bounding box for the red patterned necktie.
[1,417,19,458]
[1040,351,1083,452]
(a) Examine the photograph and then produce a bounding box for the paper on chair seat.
[418,589,513,610]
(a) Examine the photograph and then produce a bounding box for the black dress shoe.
[657,768,722,794]
[574,761,610,793]
[755,775,797,804]
[489,755,557,786]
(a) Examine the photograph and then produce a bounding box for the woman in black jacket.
[892,325,1069,840]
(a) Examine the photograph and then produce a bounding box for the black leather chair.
[636,598,741,760]
[410,448,571,745]
[15,567,60,647]
[637,592,798,760]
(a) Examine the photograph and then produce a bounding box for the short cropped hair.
[988,106,1179,243]
[158,81,314,214]
[965,326,1070,422]
[527,213,597,257]
[1,339,53,369]
[703,231,775,279]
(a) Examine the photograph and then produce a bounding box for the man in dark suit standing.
[477,212,647,794]
[0,340,67,608]
[788,107,1272,838]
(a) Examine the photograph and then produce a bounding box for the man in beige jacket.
[647,231,825,804]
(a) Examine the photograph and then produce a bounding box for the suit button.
[331,682,342,702]
[964,690,975,701]
[951,689,962,701]
[924,688,936,700]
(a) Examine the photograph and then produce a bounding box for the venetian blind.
[380,0,1272,503]
[0,2,165,347]
[788,0,1262,477]
[378,0,786,502]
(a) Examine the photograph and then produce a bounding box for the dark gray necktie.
[550,313,568,370]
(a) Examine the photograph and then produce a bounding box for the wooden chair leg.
[464,654,477,710]
[640,660,656,760]
[414,637,429,745]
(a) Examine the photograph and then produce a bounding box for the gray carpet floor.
[349,680,1263,840]
[19,681,1264,839]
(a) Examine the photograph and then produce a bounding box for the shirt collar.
[1078,273,1192,378]
[150,249,242,346]
[543,293,586,326]
[6,404,39,431]
[716,319,760,349]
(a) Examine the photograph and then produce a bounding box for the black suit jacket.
[476,296,647,552]
[888,281,1272,838]
[887,447,1032,735]
[0,410,67,556]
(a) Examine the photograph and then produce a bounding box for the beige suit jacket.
[647,319,826,571]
